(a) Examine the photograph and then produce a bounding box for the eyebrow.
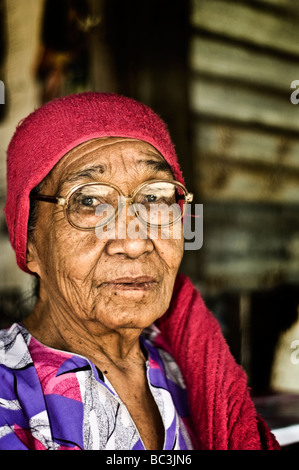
[63,164,107,184]
[63,158,173,185]
[136,158,173,176]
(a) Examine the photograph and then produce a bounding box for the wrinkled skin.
[24,137,185,450]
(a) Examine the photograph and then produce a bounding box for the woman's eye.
[145,194,158,203]
[80,196,97,207]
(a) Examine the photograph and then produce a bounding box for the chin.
[91,306,164,331]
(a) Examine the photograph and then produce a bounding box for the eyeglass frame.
[30,179,194,231]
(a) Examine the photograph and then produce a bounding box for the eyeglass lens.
[66,182,186,229]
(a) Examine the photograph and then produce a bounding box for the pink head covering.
[4,92,184,274]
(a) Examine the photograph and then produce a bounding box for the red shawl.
[157,273,280,450]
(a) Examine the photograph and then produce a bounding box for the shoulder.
[0,323,32,369]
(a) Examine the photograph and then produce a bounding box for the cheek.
[37,223,106,284]
[151,238,184,303]
[58,235,107,278]
[155,237,184,272]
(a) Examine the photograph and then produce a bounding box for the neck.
[23,296,146,372]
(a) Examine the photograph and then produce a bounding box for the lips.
[99,276,158,291]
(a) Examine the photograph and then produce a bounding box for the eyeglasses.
[30,179,193,231]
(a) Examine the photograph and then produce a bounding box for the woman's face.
[27,138,184,332]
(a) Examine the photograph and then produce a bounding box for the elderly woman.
[0,92,278,450]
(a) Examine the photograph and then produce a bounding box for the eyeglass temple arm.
[30,195,66,206]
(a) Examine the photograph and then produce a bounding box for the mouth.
[99,276,158,291]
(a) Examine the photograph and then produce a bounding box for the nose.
[104,203,154,258]
[105,236,154,258]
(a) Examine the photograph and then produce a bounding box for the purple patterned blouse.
[0,323,194,450]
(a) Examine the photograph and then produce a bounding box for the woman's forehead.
[44,137,173,188]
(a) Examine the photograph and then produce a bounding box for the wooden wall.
[189,0,299,292]
[0,0,45,317]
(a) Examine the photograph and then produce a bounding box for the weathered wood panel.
[192,120,299,203]
[191,0,299,56]
[190,35,299,92]
[189,0,299,294]
[200,202,299,290]
[255,0,299,9]
[196,158,299,203]
[192,122,299,169]
[190,77,299,132]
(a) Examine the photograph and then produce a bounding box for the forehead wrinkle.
[60,157,173,190]
[61,141,160,184]
[53,142,172,193]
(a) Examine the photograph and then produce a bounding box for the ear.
[26,240,42,277]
